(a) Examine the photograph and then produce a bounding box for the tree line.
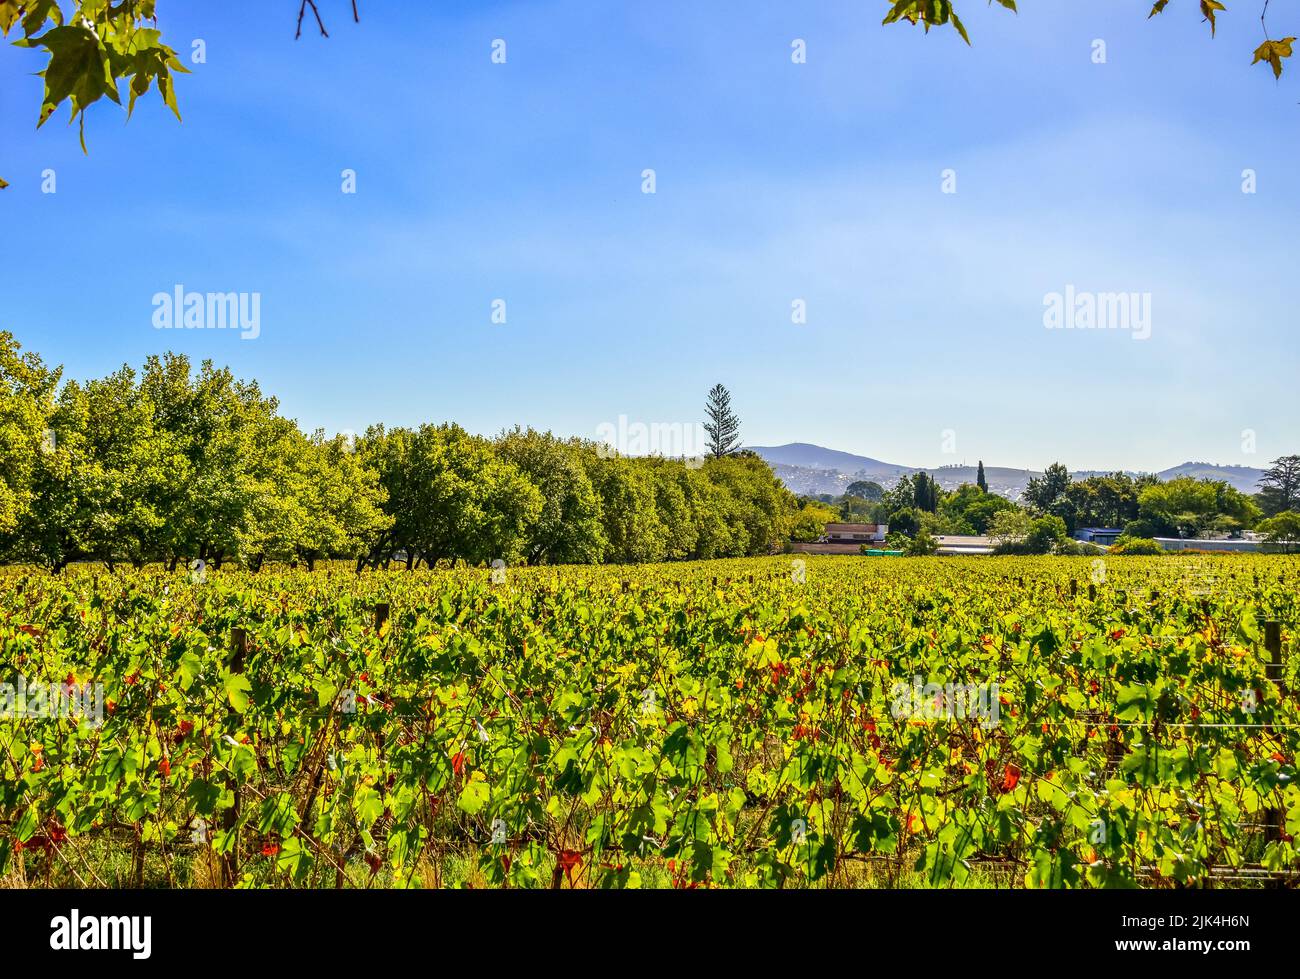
[0,333,794,571]
[793,457,1300,554]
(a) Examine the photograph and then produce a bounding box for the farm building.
[934,535,995,556]
[1153,538,1261,553]
[1074,527,1124,546]
[785,522,890,555]
[823,523,888,544]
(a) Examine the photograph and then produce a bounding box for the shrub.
[1109,535,1164,556]
[1026,516,1068,554]
[1055,539,1105,557]
[905,531,939,556]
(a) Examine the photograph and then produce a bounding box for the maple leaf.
[1253,36,1296,79]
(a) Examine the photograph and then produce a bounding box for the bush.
[905,532,939,556]
[884,530,912,550]
[1109,535,1164,556]
[1257,511,1300,552]
[994,516,1070,556]
[1025,516,1068,554]
[1055,539,1105,557]
[992,540,1034,556]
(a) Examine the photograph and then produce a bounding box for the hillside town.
[781,456,1300,557]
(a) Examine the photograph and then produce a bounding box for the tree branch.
[295,0,330,40]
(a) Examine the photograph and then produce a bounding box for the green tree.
[1138,476,1261,539]
[147,356,295,568]
[845,480,884,502]
[646,459,699,560]
[887,506,921,537]
[1024,462,1070,511]
[588,455,669,563]
[942,482,1013,534]
[1025,515,1068,554]
[1064,472,1146,529]
[976,460,987,493]
[1257,511,1300,552]
[911,471,941,513]
[496,427,606,564]
[919,510,975,536]
[359,423,542,569]
[702,452,796,556]
[1023,462,1081,530]
[22,365,172,569]
[0,331,59,539]
[790,500,838,542]
[987,508,1032,547]
[1257,455,1300,517]
[703,384,741,459]
[289,431,391,571]
[681,465,731,559]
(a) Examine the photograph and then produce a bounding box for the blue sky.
[2,0,1297,472]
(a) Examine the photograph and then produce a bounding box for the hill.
[748,444,1265,500]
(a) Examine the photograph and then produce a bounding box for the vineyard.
[1,554,1298,889]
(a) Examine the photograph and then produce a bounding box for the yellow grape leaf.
[1149,0,1169,17]
[1252,36,1296,79]
[1200,0,1226,37]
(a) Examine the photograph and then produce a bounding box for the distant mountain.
[747,443,909,477]
[748,444,1266,500]
[1156,462,1266,489]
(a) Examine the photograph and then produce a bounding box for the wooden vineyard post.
[229,627,248,673]
[1264,621,1285,693]
[1088,582,1097,601]
[222,627,248,887]
[1069,579,1078,598]
[374,602,390,633]
[622,581,629,594]
[1262,620,1286,844]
